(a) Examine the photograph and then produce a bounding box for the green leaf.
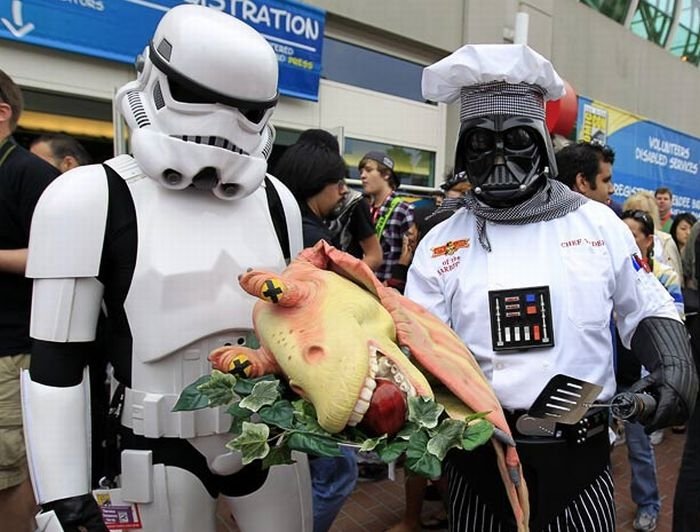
[427,419,466,460]
[377,440,409,463]
[234,375,277,396]
[359,434,387,453]
[291,401,328,435]
[259,400,295,430]
[239,380,281,412]
[396,422,420,441]
[195,370,238,407]
[226,402,253,436]
[229,416,245,437]
[407,396,444,430]
[292,399,316,418]
[226,422,270,465]
[244,332,261,350]
[287,432,342,458]
[172,375,212,412]
[227,402,253,420]
[462,419,494,451]
[262,445,294,468]
[464,411,490,423]
[405,430,442,479]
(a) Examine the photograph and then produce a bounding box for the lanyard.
[374,196,403,239]
[0,137,16,168]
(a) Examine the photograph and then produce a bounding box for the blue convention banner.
[0,0,325,101]
[577,96,700,217]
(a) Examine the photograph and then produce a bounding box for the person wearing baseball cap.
[359,151,414,282]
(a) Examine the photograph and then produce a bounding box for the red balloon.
[546,79,578,137]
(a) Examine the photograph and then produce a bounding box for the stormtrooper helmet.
[115,4,279,200]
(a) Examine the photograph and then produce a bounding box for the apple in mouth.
[358,378,408,437]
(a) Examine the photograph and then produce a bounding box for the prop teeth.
[364,377,377,391]
[360,387,373,401]
[354,399,370,415]
[347,411,363,426]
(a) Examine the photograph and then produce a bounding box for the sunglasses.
[580,139,615,159]
[622,209,654,234]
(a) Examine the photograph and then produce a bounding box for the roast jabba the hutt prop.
[209,240,529,531]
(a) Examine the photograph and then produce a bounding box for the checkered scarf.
[463,179,587,251]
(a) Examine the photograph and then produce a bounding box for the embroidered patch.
[431,239,470,258]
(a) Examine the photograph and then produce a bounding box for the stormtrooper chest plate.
[124,177,285,371]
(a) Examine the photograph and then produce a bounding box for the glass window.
[669,0,700,64]
[630,0,676,46]
[344,137,435,188]
[580,0,632,23]
[321,38,427,103]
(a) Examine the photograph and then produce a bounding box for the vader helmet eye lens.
[467,129,495,153]
[503,127,535,150]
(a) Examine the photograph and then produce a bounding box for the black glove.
[42,493,108,532]
[630,317,698,433]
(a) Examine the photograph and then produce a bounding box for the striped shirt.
[370,192,414,282]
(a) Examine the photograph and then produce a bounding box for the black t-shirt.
[0,138,59,356]
[345,199,375,259]
[301,206,338,248]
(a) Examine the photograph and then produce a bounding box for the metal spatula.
[527,374,603,425]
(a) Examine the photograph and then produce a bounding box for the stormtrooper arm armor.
[630,317,699,432]
[21,165,109,529]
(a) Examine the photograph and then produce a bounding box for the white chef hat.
[422,44,565,122]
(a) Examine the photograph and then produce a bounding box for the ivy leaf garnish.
[259,400,295,430]
[196,370,238,407]
[408,396,444,430]
[226,422,270,465]
[172,375,211,411]
[239,380,281,412]
[406,430,442,479]
[462,419,494,451]
[176,375,494,478]
[427,419,466,460]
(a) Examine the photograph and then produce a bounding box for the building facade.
[2,0,698,190]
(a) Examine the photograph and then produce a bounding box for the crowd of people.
[0,6,698,532]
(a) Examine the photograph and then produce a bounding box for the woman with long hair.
[670,212,698,256]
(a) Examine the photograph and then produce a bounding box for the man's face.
[316,180,348,218]
[360,161,389,196]
[656,193,672,217]
[577,160,613,204]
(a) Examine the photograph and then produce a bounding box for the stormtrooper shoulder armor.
[26,163,110,279]
[265,173,303,260]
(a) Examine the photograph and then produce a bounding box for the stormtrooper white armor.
[21,6,311,531]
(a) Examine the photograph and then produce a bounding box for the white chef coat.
[405,199,680,411]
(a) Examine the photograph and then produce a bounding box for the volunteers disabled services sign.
[0,0,325,101]
[577,97,700,217]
